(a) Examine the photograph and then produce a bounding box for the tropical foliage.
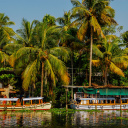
[70,0,117,86]
[1,0,128,107]
[92,35,128,85]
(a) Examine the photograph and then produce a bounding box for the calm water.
[0,110,128,128]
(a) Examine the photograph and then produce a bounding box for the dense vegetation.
[0,0,128,107]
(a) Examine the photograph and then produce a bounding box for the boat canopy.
[23,97,44,101]
[79,98,115,101]
[0,98,19,101]
[81,88,128,95]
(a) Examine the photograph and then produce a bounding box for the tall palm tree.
[92,35,128,85]
[4,19,40,97]
[71,0,117,86]
[57,11,84,100]
[11,22,70,97]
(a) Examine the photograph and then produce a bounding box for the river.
[0,110,128,127]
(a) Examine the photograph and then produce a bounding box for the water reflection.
[0,110,128,127]
[0,111,51,127]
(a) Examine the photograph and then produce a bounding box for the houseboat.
[67,86,128,110]
[0,97,51,111]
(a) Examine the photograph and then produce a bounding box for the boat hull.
[0,103,51,111]
[70,104,128,110]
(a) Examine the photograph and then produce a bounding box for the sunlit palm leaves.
[0,13,15,65]
[92,35,128,85]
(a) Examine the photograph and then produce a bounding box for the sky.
[0,0,128,34]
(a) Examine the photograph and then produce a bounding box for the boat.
[0,97,51,111]
[67,86,128,110]
[71,97,128,110]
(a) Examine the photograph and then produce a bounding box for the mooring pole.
[120,95,122,111]
[66,88,68,111]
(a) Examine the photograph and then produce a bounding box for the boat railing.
[78,98,115,105]
[22,97,44,106]
[75,97,128,105]
[0,98,20,107]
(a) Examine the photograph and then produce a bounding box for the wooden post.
[23,101,24,105]
[31,100,32,105]
[95,93,97,110]
[39,100,40,104]
[114,100,115,104]
[120,95,122,111]
[66,88,68,111]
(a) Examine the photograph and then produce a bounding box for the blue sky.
[0,0,128,34]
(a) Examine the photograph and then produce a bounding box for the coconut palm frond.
[4,43,23,54]
[110,62,124,77]
[90,16,105,38]
[9,53,16,67]
[49,47,70,62]
[48,54,67,74]
[103,6,115,18]
[0,51,9,63]
[48,54,70,85]
[15,33,26,45]
[92,45,103,58]
[72,6,91,16]
[71,0,82,7]
[77,21,89,41]
[116,62,128,69]
[3,27,15,36]
[44,59,56,86]
[47,25,61,34]
[106,35,117,41]
[61,72,70,85]
[22,59,38,91]
[15,47,37,59]
[112,56,128,63]
[112,56,128,69]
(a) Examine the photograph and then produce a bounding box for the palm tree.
[92,35,128,85]
[0,13,15,66]
[11,21,70,97]
[71,0,117,86]
[57,11,72,32]
[16,18,39,47]
[57,11,84,100]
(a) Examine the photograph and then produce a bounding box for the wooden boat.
[70,97,128,110]
[0,97,51,111]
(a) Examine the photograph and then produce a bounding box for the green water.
[0,110,128,128]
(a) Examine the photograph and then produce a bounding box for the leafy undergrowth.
[46,108,102,114]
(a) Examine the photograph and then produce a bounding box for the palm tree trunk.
[89,26,93,86]
[71,51,73,100]
[41,62,44,97]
